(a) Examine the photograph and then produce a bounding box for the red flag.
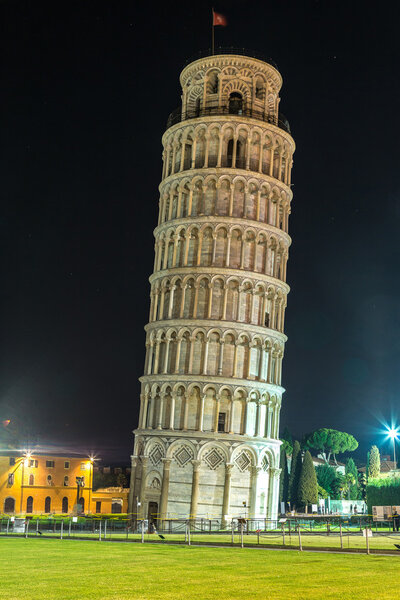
[213,10,227,27]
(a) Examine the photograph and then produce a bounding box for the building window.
[78,497,85,513]
[8,473,14,486]
[80,463,86,470]
[46,460,55,468]
[62,497,68,513]
[29,459,38,468]
[9,457,15,466]
[111,500,122,514]
[63,476,69,487]
[29,474,34,486]
[47,475,53,486]
[44,497,51,513]
[218,413,226,433]
[26,496,33,513]
[4,497,15,513]
[64,461,70,469]
[95,501,101,513]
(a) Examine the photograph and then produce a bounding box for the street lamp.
[88,456,94,514]
[387,428,399,467]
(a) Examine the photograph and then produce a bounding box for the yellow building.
[0,451,94,515]
[0,451,129,515]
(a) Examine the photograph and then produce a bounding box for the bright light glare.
[387,428,399,440]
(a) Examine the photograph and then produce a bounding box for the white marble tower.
[128,50,295,524]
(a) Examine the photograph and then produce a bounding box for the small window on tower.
[218,413,226,433]
[264,312,270,327]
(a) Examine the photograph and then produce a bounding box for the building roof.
[311,456,345,468]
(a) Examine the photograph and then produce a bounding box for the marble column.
[249,466,262,519]
[159,458,172,521]
[190,460,201,518]
[139,456,149,518]
[222,463,233,527]
[127,455,138,517]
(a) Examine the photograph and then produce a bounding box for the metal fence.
[2,515,400,554]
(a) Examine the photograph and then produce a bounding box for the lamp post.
[19,451,31,514]
[387,428,399,468]
[88,457,94,514]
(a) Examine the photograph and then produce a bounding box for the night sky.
[1,0,399,463]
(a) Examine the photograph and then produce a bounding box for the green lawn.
[0,538,400,599]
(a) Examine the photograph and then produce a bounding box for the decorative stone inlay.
[149,444,164,466]
[173,445,193,468]
[203,448,224,470]
[150,477,161,489]
[261,455,269,472]
[235,450,252,472]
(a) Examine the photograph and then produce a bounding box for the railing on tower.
[183,47,279,70]
[166,106,291,134]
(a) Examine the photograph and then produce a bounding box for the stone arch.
[186,384,201,430]
[232,178,245,218]
[225,277,240,321]
[200,226,213,266]
[178,329,191,373]
[243,228,256,271]
[228,227,242,269]
[208,126,220,167]
[206,329,221,376]
[198,440,229,464]
[214,227,228,268]
[223,80,252,104]
[215,178,229,216]
[236,333,250,379]
[187,86,203,116]
[187,228,199,267]
[205,68,220,94]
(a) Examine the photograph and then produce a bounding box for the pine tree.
[297,450,318,511]
[288,440,302,507]
[279,446,289,509]
[368,445,381,479]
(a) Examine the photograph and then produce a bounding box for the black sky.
[1,0,399,462]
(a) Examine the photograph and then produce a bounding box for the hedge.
[366,477,400,514]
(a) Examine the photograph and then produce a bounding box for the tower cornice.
[162,113,295,148]
[144,318,288,343]
[180,54,282,92]
[149,266,290,294]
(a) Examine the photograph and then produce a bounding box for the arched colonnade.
[138,383,281,440]
[149,275,287,332]
[158,174,291,232]
[162,122,293,187]
[144,326,284,384]
[154,224,288,281]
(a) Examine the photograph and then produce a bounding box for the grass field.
[1,538,400,600]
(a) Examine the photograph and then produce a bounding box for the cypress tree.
[368,445,381,479]
[288,440,302,507]
[279,446,289,509]
[345,457,359,500]
[297,450,318,511]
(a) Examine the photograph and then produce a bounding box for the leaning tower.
[128,50,295,525]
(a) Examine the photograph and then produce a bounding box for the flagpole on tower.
[211,8,215,55]
[211,9,227,56]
